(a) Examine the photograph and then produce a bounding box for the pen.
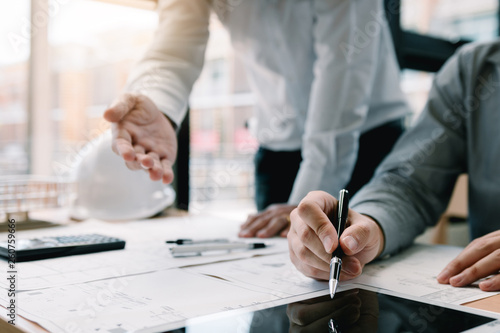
[169,242,271,257]
[165,238,230,245]
[328,318,339,333]
[329,189,349,299]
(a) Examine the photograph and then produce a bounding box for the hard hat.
[70,131,176,221]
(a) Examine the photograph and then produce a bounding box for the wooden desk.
[1,208,498,332]
[465,294,500,313]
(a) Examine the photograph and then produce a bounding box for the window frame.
[382,0,498,72]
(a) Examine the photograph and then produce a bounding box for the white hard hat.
[70,131,175,221]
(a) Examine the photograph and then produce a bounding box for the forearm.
[351,172,448,257]
[125,0,210,126]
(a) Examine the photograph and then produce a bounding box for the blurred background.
[0,0,498,216]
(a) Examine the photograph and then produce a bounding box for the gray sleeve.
[350,47,471,257]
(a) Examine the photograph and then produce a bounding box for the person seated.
[287,40,500,292]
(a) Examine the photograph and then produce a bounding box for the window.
[387,0,499,117]
[48,0,158,177]
[3,0,500,217]
[0,1,30,175]
[402,0,498,41]
[188,15,257,212]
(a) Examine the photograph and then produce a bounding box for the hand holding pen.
[287,191,386,285]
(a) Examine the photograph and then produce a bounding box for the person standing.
[104,0,409,237]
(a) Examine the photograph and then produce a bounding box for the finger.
[256,216,289,238]
[238,215,270,238]
[111,127,135,162]
[147,152,163,181]
[134,145,145,155]
[103,93,136,123]
[339,218,373,256]
[125,159,142,171]
[448,249,500,287]
[481,230,500,239]
[291,209,332,264]
[437,236,500,283]
[137,154,154,170]
[337,213,385,271]
[280,224,291,238]
[296,193,337,253]
[161,158,175,184]
[240,213,261,230]
[479,274,500,292]
[339,256,363,281]
[288,228,330,279]
[240,206,292,231]
[134,145,154,169]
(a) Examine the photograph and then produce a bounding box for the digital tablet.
[142,286,500,333]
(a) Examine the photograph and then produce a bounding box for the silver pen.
[329,189,349,298]
[170,242,271,257]
[165,238,230,245]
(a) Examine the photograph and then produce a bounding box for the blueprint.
[0,216,289,291]
[350,244,500,305]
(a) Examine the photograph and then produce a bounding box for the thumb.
[104,93,137,123]
[340,220,373,256]
[340,214,384,262]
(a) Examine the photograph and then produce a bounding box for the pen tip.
[329,279,338,299]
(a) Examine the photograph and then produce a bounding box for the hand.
[437,230,500,291]
[288,191,385,281]
[287,289,379,333]
[239,204,296,238]
[103,93,178,184]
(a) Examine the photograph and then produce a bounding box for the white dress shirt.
[125,0,410,204]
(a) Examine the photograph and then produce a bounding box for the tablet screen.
[164,288,498,333]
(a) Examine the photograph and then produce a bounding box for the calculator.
[0,234,126,262]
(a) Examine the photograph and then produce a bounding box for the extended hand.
[437,230,500,291]
[103,93,178,184]
[239,204,296,238]
[288,191,385,281]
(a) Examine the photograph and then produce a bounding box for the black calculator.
[0,234,126,262]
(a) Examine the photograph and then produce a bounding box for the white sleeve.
[124,0,211,127]
[288,0,388,204]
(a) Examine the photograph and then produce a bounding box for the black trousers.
[254,118,405,211]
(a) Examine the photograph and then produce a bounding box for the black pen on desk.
[329,189,349,299]
[166,238,229,245]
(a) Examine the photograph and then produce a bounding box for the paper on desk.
[13,265,326,333]
[0,216,289,291]
[350,243,500,305]
[185,252,332,297]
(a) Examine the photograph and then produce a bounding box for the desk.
[465,295,500,313]
[0,212,499,332]
[2,296,500,333]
